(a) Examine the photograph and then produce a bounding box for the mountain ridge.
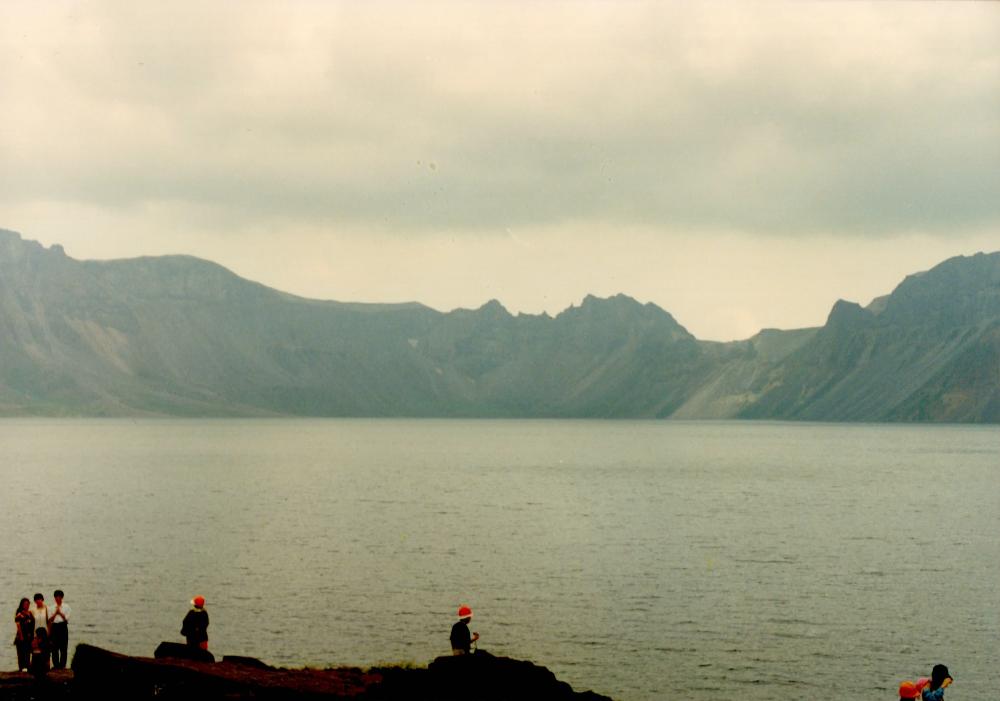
[1,228,997,421]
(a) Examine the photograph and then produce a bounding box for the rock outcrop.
[58,644,612,700]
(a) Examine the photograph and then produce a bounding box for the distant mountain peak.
[580,292,640,308]
[479,298,509,312]
[825,299,873,327]
[0,228,72,269]
[878,250,1000,327]
[556,293,693,341]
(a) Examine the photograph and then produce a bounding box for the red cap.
[192,596,205,608]
[899,681,919,699]
[457,605,473,619]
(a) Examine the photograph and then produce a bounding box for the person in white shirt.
[47,589,71,669]
[30,594,48,638]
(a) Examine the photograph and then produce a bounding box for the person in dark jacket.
[921,664,953,701]
[449,604,479,655]
[13,598,34,672]
[181,595,210,650]
[30,628,49,680]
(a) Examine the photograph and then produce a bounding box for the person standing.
[13,598,34,672]
[30,595,48,637]
[181,595,210,650]
[449,604,479,655]
[47,590,71,669]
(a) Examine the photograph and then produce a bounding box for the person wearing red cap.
[450,604,479,655]
[181,595,210,650]
[899,680,920,700]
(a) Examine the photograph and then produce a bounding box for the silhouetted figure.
[13,598,35,672]
[181,596,210,650]
[450,604,479,655]
[921,664,953,701]
[30,628,49,681]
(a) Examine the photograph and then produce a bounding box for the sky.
[1,1,998,341]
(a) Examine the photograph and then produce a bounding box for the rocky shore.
[0,644,612,700]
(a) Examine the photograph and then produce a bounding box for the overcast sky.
[2,1,998,340]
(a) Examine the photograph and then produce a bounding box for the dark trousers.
[15,639,32,671]
[49,623,69,669]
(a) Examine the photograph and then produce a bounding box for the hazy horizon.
[2,1,998,341]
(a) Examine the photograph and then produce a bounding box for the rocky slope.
[1,228,997,421]
[0,644,612,700]
[738,253,1000,422]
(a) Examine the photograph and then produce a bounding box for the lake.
[0,419,996,699]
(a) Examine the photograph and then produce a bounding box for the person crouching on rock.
[181,595,210,650]
[450,605,479,655]
[30,628,49,681]
[899,680,921,700]
[921,664,953,701]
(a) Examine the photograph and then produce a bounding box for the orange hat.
[192,595,206,608]
[457,605,473,619]
[899,681,919,699]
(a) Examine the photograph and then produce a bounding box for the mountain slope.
[0,230,716,417]
[738,252,1000,422]
[1,228,998,421]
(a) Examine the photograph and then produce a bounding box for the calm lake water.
[0,419,996,699]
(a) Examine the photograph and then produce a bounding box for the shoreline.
[0,644,613,700]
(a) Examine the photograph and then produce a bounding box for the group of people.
[17,592,952,698]
[899,664,954,700]
[12,590,206,677]
[16,593,460,664]
[12,590,71,677]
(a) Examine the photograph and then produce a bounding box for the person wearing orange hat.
[181,595,210,650]
[449,604,479,655]
[899,680,920,700]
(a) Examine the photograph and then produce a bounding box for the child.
[30,628,50,680]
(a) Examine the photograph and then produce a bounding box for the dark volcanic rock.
[420,651,612,700]
[0,669,73,700]
[154,641,216,663]
[62,644,612,701]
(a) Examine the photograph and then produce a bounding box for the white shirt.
[49,602,71,625]
[32,603,48,629]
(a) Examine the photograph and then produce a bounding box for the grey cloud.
[2,1,998,238]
